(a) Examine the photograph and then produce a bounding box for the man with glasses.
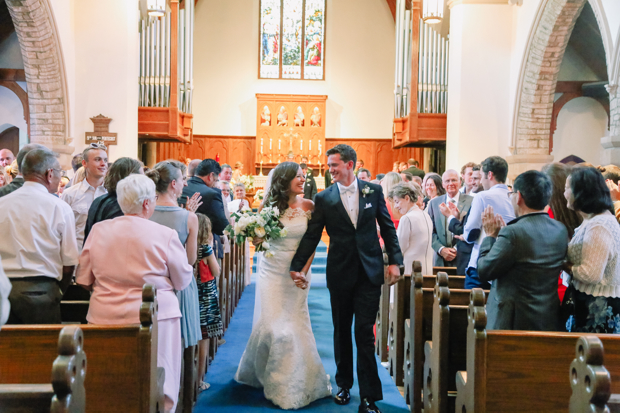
[477,170,567,331]
[454,156,515,288]
[0,148,79,324]
[61,143,108,252]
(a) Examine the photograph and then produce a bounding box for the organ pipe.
[138,2,193,114]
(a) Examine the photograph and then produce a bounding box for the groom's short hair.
[326,144,356,166]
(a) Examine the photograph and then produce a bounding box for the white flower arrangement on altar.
[254,189,264,202]
[224,205,287,258]
[231,174,255,191]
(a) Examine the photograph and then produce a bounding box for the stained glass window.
[259,0,326,80]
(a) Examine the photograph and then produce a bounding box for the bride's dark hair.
[265,162,301,214]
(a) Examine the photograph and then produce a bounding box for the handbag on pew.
[560,270,577,331]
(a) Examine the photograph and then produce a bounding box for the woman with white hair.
[388,182,434,275]
[381,171,403,228]
[77,174,193,413]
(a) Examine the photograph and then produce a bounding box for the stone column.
[601,83,620,165]
[445,0,516,172]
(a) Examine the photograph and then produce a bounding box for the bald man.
[426,169,474,272]
[0,149,15,167]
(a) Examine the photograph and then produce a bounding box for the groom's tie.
[340,184,355,195]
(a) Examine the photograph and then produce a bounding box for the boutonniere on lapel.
[361,186,374,198]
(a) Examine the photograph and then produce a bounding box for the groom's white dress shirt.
[337,179,359,228]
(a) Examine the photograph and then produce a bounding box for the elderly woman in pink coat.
[77,174,193,413]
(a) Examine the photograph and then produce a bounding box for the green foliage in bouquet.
[224,206,288,257]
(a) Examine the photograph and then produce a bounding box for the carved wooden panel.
[256,94,327,169]
[157,136,422,178]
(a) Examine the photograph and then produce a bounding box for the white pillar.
[445,1,514,171]
[73,0,139,161]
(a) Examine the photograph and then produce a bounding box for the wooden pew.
[0,284,165,413]
[433,267,458,276]
[61,284,90,324]
[422,275,465,289]
[375,254,391,362]
[0,325,86,413]
[423,285,484,413]
[569,335,620,413]
[405,271,488,413]
[455,295,620,413]
[387,272,411,386]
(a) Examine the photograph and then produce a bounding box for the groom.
[290,144,403,413]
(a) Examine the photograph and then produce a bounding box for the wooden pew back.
[433,267,458,276]
[456,295,620,413]
[0,325,86,413]
[0,285,162,413]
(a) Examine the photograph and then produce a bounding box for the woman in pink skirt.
[77,174,193,412]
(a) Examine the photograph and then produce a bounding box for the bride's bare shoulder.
[300,198,315,212]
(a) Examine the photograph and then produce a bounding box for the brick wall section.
[5,0,67,146]
[515,0,586,156]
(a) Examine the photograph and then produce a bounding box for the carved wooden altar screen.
[255,94,327,174]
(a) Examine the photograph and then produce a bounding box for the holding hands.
[289,271,309,289]
[481,205,505,238]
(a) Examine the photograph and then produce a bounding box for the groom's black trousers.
[329,267,382,402]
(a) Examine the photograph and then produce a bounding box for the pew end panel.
[388,270,411,386]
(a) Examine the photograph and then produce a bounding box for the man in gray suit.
[427,169,473,270]
[478,170,568,331]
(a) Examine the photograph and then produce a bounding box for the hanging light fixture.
[423,0,444,24]
[147,0,166,17]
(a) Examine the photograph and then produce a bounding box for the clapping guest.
[389,183,434,275]
[601,165,620,224]
[564,167,620,333]
[83,157,143,244]
[477,171,568,331]
[229,182,250,212]
[146,162,202,352]
[77,174,193,412]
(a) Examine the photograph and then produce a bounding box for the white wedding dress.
[234,207,332,409]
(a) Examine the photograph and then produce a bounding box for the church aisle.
[194,269,409,412]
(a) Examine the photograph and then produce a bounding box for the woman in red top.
[542,163,583,301]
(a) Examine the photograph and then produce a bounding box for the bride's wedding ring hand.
[290,271,309,289]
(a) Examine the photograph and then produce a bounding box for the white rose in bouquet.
[262,241,270,250]
[255,227,266,238]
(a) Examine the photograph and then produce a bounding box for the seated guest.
[0,143,45,198]
[83,157,143,243]
[564,167,620,333]
[0,148,79,323]
[61,143,108,252]
[146,162,201,352]
[358,168,371,182]
[389,183,434,275]
[422,173,445,209]
[229,182,251,212]
[77,174,193,412]
[477,170,568,331]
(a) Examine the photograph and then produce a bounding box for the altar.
[255,93,328,176]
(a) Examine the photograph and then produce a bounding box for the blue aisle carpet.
[194,244,408,412]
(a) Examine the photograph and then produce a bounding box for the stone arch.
[0,81,29,137]
[5,0,71,162]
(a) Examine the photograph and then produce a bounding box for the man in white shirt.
[427,170,473,269]
[0,148,79,324]
[61,143,108,251]
[456,156,515,288]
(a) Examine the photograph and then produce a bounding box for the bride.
[234,162,332,409]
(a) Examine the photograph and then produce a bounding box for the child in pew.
[194,213,223,391]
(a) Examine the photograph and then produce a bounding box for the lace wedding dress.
[234,207,332,409]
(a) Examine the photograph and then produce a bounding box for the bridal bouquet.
[224,205,287,257]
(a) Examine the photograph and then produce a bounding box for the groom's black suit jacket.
[290,179,403,290]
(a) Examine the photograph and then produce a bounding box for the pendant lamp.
[423,0,444,24]
[147,0,166,17]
